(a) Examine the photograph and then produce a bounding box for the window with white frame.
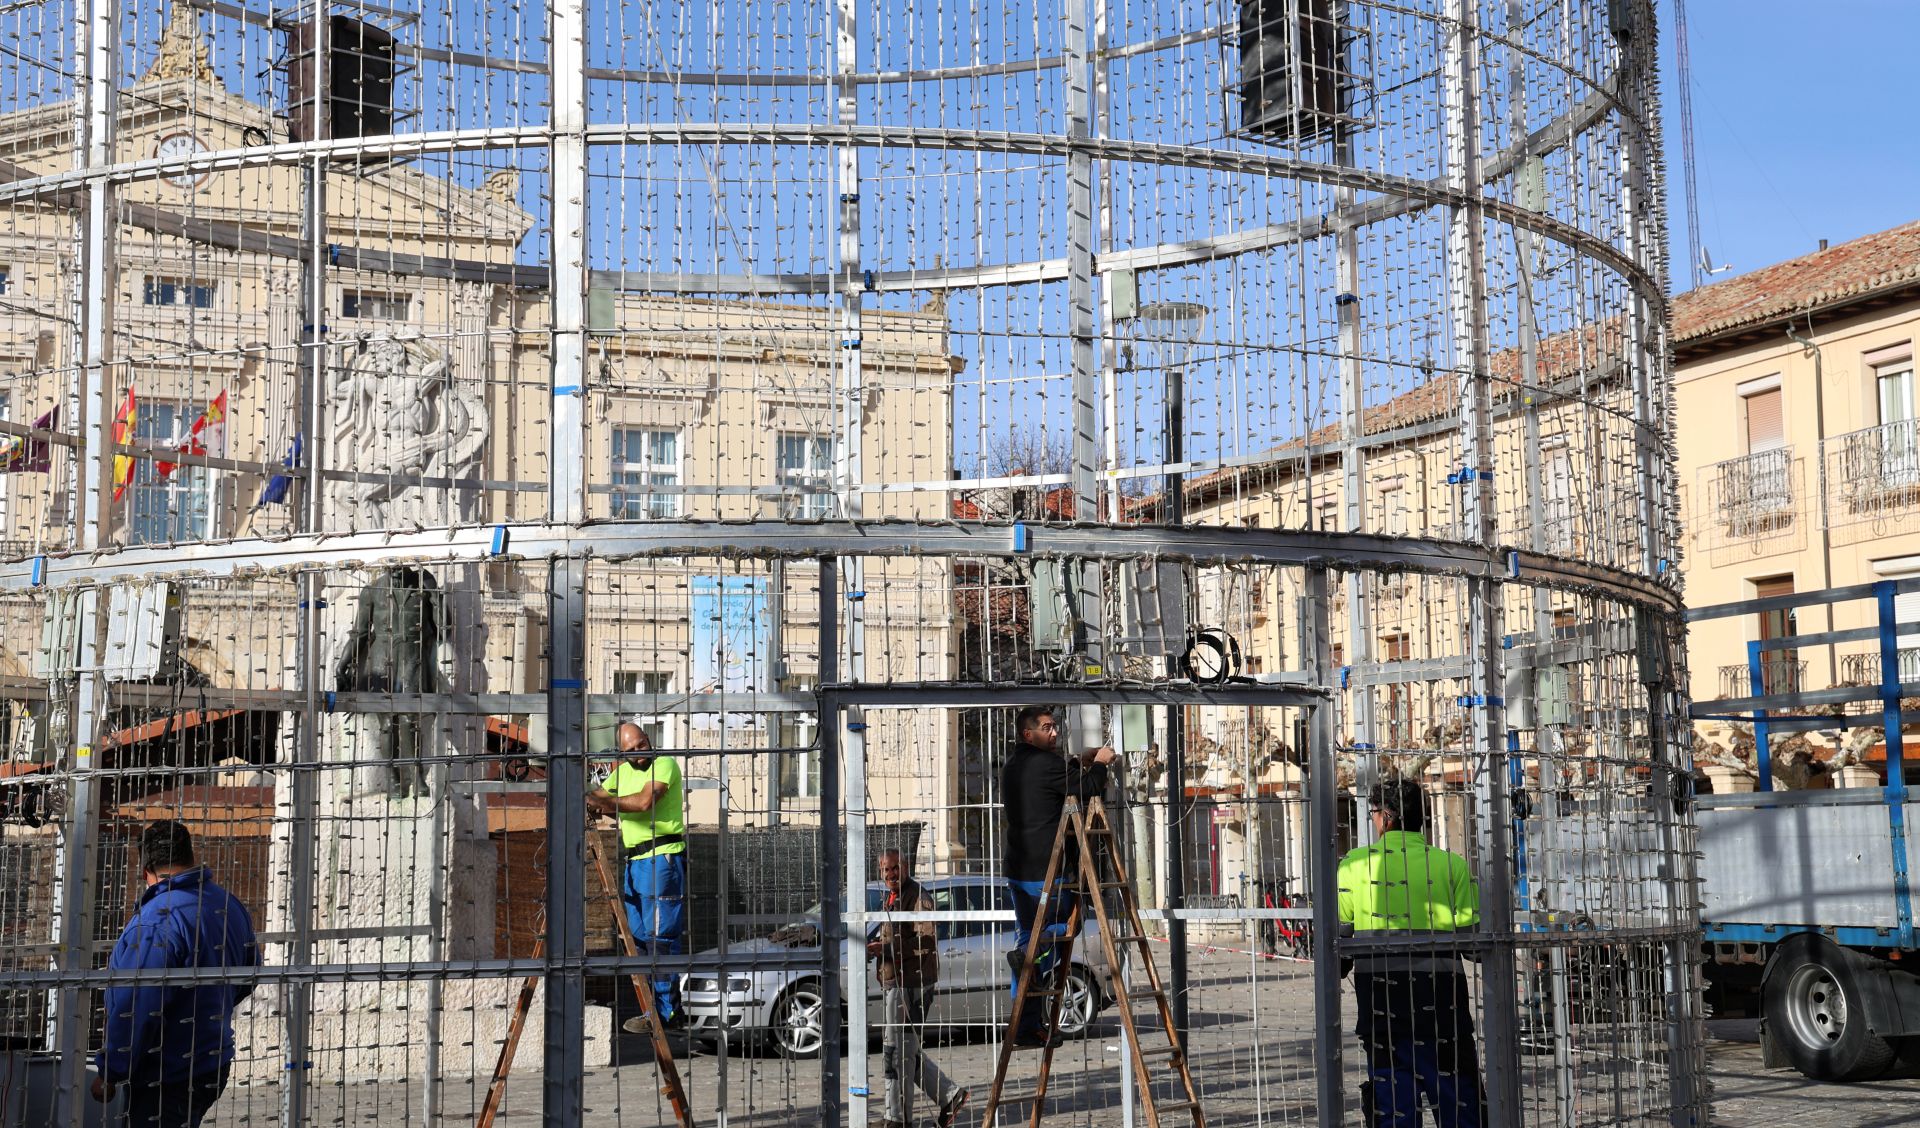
[611,428,681,518]
[613,669,673,749]
[776,433,835,518]
[142,276,215,308]
[126,402,209,546]
[1875,353,1918,486]
[341,289,413,320]
[776,674,821,799]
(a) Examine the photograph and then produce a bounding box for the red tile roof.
[1159,220,1920,512]
[1671,219,1920,346]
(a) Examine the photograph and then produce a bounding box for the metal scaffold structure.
[0,0,1703,1124]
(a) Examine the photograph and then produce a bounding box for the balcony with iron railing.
[1697,446,1805,564]
[1825,419,1920,543]
[1838,648,1920,686]
[1708,447,1796,537]
[1718,657,1805,699]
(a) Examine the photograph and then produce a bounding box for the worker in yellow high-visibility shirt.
[588,722,687,1033]
[1337,778,1487,1128]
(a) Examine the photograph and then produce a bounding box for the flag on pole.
[258,432,302,507]
[156,390,227,480]
[0,405,59,473]
[111,387,137,502]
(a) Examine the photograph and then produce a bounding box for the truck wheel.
[1763,945,1897,1081]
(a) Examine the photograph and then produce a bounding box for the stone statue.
[325,334,488,530]
[333,566,444,798]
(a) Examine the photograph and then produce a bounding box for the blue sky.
[1659,0,1920,294]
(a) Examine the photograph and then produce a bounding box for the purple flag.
[0,405,59,473]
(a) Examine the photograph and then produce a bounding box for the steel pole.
[1444,1,1520,1120]
[818,560,845,1126]
[1305,567,1344,1127]
[1163,361,1189,1043]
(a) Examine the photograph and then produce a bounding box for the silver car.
[681,875,1114,1057]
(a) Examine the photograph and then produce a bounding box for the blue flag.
[258,433,302,506]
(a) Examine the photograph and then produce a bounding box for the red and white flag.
[157,390,228,480]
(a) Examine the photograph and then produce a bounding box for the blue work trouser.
[1354,969,1486,1128]
[1007,878,1077,1039]
[620,850,687,1021]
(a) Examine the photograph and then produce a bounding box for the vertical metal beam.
[52,0,115,1117]
[1064,0,1098,527]
[1305,566,1343,1128]
[281,142,330,1128]
[1090,3,1136,1113]
[1875,584,1913,949]
[549,0,589,528]
[423,759,451,1126]
[829,0,872,1114]
[1747,638,1773,791]
[543,558,589,1127]
[1332,0,1376,835]
[51,590,100,1128]
[1442,2,1520,1122]
[1635,608,1702,1125]
[544,0,591,1114]
[818,560,845,1126]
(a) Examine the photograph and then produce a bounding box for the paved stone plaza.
[182,948,1920,1126]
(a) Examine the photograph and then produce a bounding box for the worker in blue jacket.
[93,820,259,1128]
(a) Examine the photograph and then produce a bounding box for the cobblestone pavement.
[1705,1019,1920,1127]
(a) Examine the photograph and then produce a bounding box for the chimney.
[1819,238,1829,252]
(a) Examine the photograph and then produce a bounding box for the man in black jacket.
[1002,705,1115,1046]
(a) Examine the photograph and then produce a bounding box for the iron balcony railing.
[1719,658,1805,699]
[1839,648,1920,686]
[1707,447,1795,539]
[1828,418,1920,514]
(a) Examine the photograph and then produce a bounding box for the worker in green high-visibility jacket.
[1337,778,1487,1128]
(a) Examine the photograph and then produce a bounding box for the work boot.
[939,1088,970,1128]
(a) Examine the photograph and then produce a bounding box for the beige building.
[1673,221,1920,789]
[1166,220,1920,814]
[0,10,968,946]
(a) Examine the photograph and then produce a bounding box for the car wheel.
[1763,943,1897,1081]
[1054,966,1099,1039]
[773,979,828,1059]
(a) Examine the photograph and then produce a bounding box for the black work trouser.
[1353,969,1487,1128]
[121,1062,231,1128]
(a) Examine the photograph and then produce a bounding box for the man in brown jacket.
[869,849,968,1128]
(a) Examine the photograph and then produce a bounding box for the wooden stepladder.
[980,796,1205,1128]
[475,837,692,1128]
